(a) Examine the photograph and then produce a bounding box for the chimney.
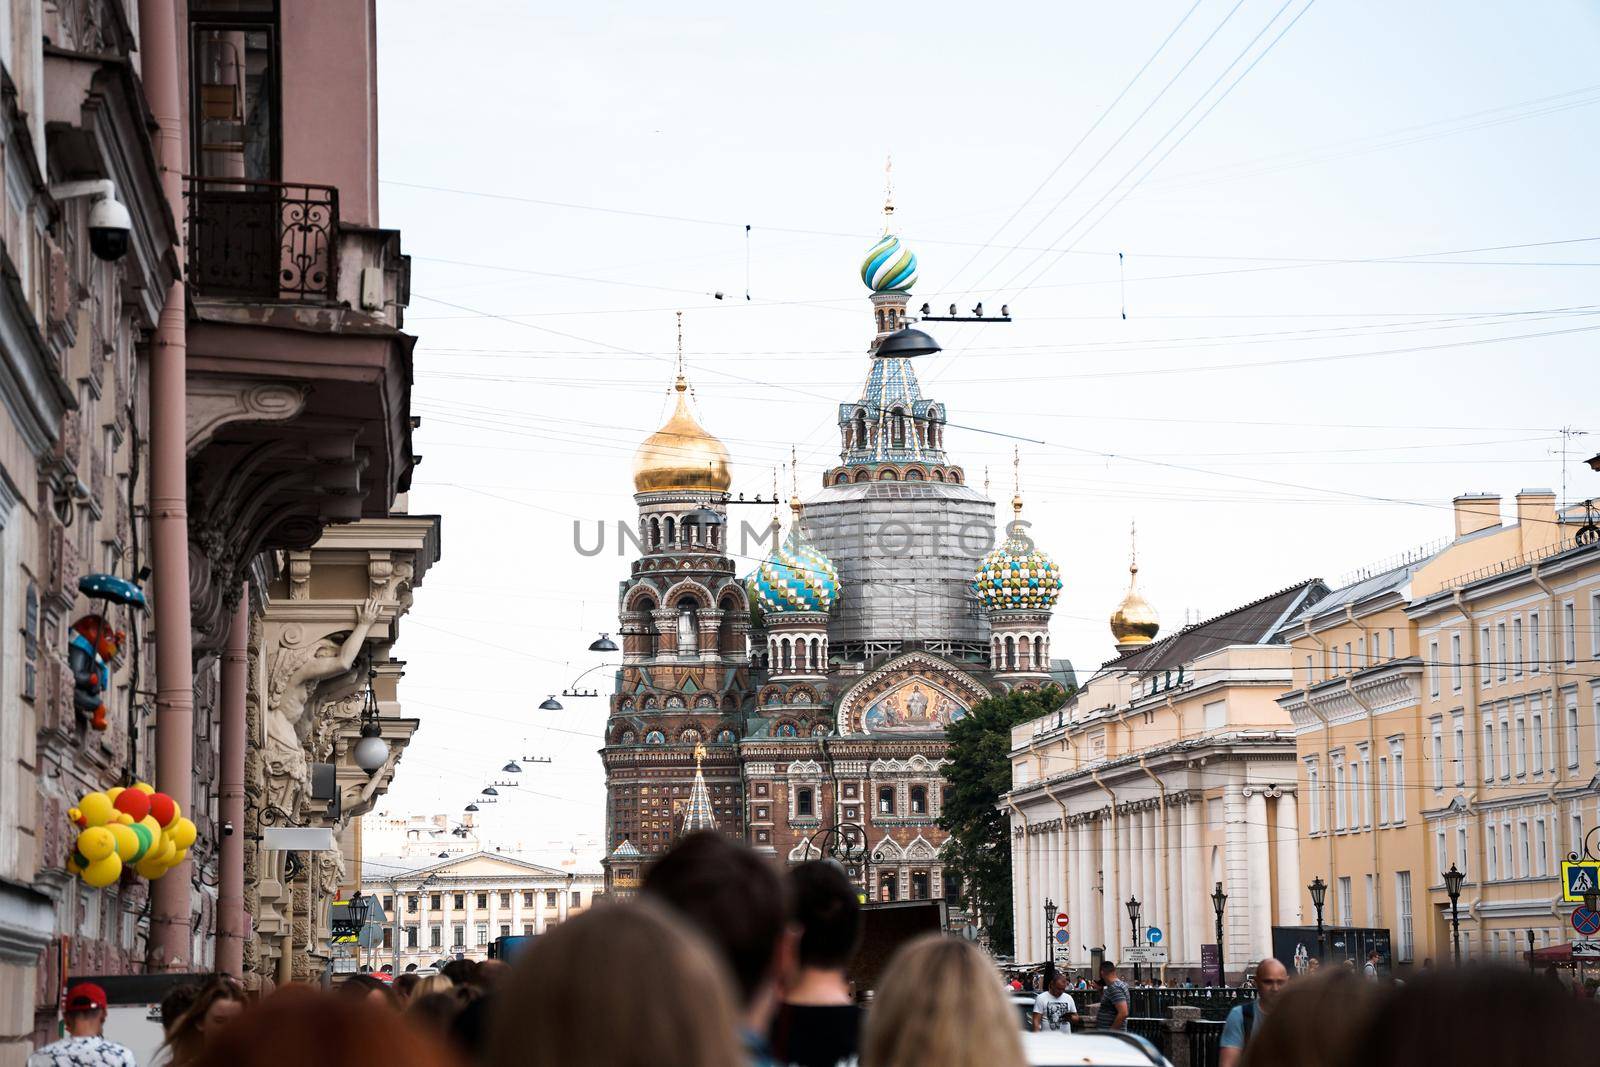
[1515,488,1556,529]
[1452,493,1501,538]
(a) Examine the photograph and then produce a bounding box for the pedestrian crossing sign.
[1562,861,1600,903]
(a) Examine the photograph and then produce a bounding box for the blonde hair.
[411,975,454,999]
[488,899,743,1067]
[863,934,1026,1067]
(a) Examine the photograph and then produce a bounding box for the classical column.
[1142,808,1158,938]
[217,591,249,976]
[1183,799,1203,964]
[1275,791,1302,927]
[1101,816,1118,958]
[1013,819,1030,963]
[1245,789,1272,960]
[1163,802,1182,962]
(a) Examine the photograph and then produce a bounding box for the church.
[599,204,1072,906]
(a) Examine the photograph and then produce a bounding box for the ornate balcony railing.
[183,177,339,303]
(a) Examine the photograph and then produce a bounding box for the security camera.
[222,821,235,837]
[49,179,132,262]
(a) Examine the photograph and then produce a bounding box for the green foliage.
[939,684,1070,958]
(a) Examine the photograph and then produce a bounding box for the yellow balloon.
[66,853,83,875]
[76,827,116,863]
[163,801,182,830]
[135,855,167,880]
[132,782,155,796]
[78,792,114,828]
[169,818,197,850]
[82,854,122,888]
[139,814,162,840]
[116,813,133,825]
[164,848,187,869]
[106,786,125,802]
[151,837,174,865]
[108,823,140,862]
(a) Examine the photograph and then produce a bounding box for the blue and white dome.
[746,506,841,616]
[861,232,918,293]
[973,509,1062,612]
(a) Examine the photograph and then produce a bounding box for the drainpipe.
[1453,590,1486,936]
[1091,769,1119,952]
[1007,798,1033,963]
[1346,606,1384,925]
[216,590,249,976]
[141,0,196,973]
[1302,618,1337,889]
[1137,756,1170,983]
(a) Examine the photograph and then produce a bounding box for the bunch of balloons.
[65,782,198,888]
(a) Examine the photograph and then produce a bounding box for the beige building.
[1280,490,1598,971]
[360,851,602,970]
[1004,556,1327,981]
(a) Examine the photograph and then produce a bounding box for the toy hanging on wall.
[68,615,124,731]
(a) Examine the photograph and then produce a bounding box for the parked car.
[1019,1030,1172,1067]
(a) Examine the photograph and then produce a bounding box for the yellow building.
[1005,553,1328,980]
[1280,490,1600,971]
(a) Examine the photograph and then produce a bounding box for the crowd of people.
[26,831,1600,1067]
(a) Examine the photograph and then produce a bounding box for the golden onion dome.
[1110,526,1159,648]
[633,375,732,494]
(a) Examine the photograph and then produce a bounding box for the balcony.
[184,176,339,303]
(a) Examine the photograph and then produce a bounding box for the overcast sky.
[366,0,1600,857]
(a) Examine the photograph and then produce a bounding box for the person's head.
[166,976,246,1064]
[340,973,399,1010]
[1099,960,1117,983]
[1254,957,1289,1010]
[488,900,743,1067]
[62,983,108,1037]
[195,987,458,1067]
[1367,948,1380,962]
[789,860,862,976]
[159,984,201,1036]
[642,831,791,1026]
[393,972,420,1003]
[407,988,471,1042]
[1047,971,1067,996]
[413,975,455,999]
[439,958,479,987]
[1239,967,1382,1067]
[470,958,511,991]
[1305,957,1320,972]
[862,935,1025,1067]
[1346,964,1600,1067]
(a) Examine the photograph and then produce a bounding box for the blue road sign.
[1147,926,1163,945]
[1572,906,1600,936]
[1055,928,1071,945]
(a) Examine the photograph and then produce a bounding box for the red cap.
[64,982,108,1013]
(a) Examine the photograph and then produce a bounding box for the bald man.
[1219,958,1288,1067]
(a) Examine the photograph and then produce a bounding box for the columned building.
[1004,570,1326,981]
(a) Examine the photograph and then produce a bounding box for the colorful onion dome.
[746,501,841,615]
[973,501,1063,612]
[860,232,919,293]
[633,373,732,493]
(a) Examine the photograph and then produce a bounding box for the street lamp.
[351,670,390,773]
[1043,897,1057,983]
[539,695,564,711]
[1125,896,1143,983]
[1211,882,1228,985]
[1527,929,1537,973]
[1308,876,1328,961]
[1443,863,1465,966]
[588,633,619,652]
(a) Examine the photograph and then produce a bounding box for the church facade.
[600,210,1068,907]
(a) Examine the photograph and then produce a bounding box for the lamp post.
[1043,897,1057,986]
[1126,896,1142,983]
[1308,876,1328,961]
[1527,929,1536,973]
[1211,882,1228,985]
[1443,863,1464,966]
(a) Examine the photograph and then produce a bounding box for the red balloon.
[112,789,150,822]
[148,793,176,828]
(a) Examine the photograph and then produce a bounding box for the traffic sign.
[1055,929,1070,945]
[1562,861,1600,903]
[1147,926,1163,945]
[1056,911,1070,929]
[1572,938,1600,959]
[1573,907,1600,936]
[1123,945,1169,964]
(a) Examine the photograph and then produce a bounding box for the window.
[572,891,582,908]
[475,922,489,946]
[1530,611,1541,673]
[1391,741,1405,822]
[910,786,928,815]
[1513,618,1524,676]
[1357,750,1370,828]
[382,895,394,912]
[499,923,510,938]
[1428,641,1440,698]
[1337,877,1353,926]
[1564,601,1576,663]
[911,871,930,899]
[191,12,281,182]
[522,923,534,936]
[1483,723,1495,780]
[1431,720,1445,789]
[1453,716,1466,786]
[1499,710,1512,780]
[545,891,558,908]
[499,892,511,908]
[1306,760,1322,834]
[1568,698,1581,769]
[1515,712,1528,776]
[796,788,814,818]
[1502,818,1513,879]
[1480,627,1492,685]
[452,924,465,948]
[1365,873,1376,927]
[477,892,488,909]
[1395,871,1414,962]
[1451,633,1462,691]
[1435,832,1448,880]
[405,926,418,949]
[1574,813,1585,857]
[1457,828,1469,875]
[1333,757,1347,830]
[1537,818,1549,876]
[1593,593,1600,656]
[523,891,534,907]
[879,873,899,901]
[1388,628,1396,659]
[1305,654,1315,687]
[430,894,442,910]
[1378,757,1389,824]
[408,895,418,913]
[1533,709,1545,774]
[430,927,441,948]
[1487,826,1499,880]
[453,893,464,910]
[878,787,896,815]
[1203,700,1227,731]
[1496,623,1508,681]
[1518,821,1530,878]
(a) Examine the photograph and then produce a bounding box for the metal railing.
[1129,986,1256,1021]
[1187,1019,1226,1067]
[183,176,339,302]
[1125,1017,1171,1060]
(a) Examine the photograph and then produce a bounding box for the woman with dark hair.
[161,976,246,1067]
[196,987,461,1067]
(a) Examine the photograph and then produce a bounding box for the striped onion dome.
[745,503,841,616]
[973,504,1063,612]
[860,232,918,293]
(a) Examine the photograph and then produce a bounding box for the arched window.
[635,595,658,658]
[854,469,871,483]
[663,516,676,546]
[796,787,814,818]
[905,468,924,481]
[835,472,849,486]
[853,410,868,449]
[890,408,906,447]
[718,592,741,654]
[683,516,699,547]
[910,785,928,815]
[676,599,698,656]
[649,517,661,548]
[932,469,944,482]
[880,873,899,902]
[811,637,822,672]
[878,787,896,815]
[878,468,897,481]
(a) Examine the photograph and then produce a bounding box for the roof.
[361,849,586,882]
[1101,579,1327,676]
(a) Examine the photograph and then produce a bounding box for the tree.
[939,684,1070,957]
